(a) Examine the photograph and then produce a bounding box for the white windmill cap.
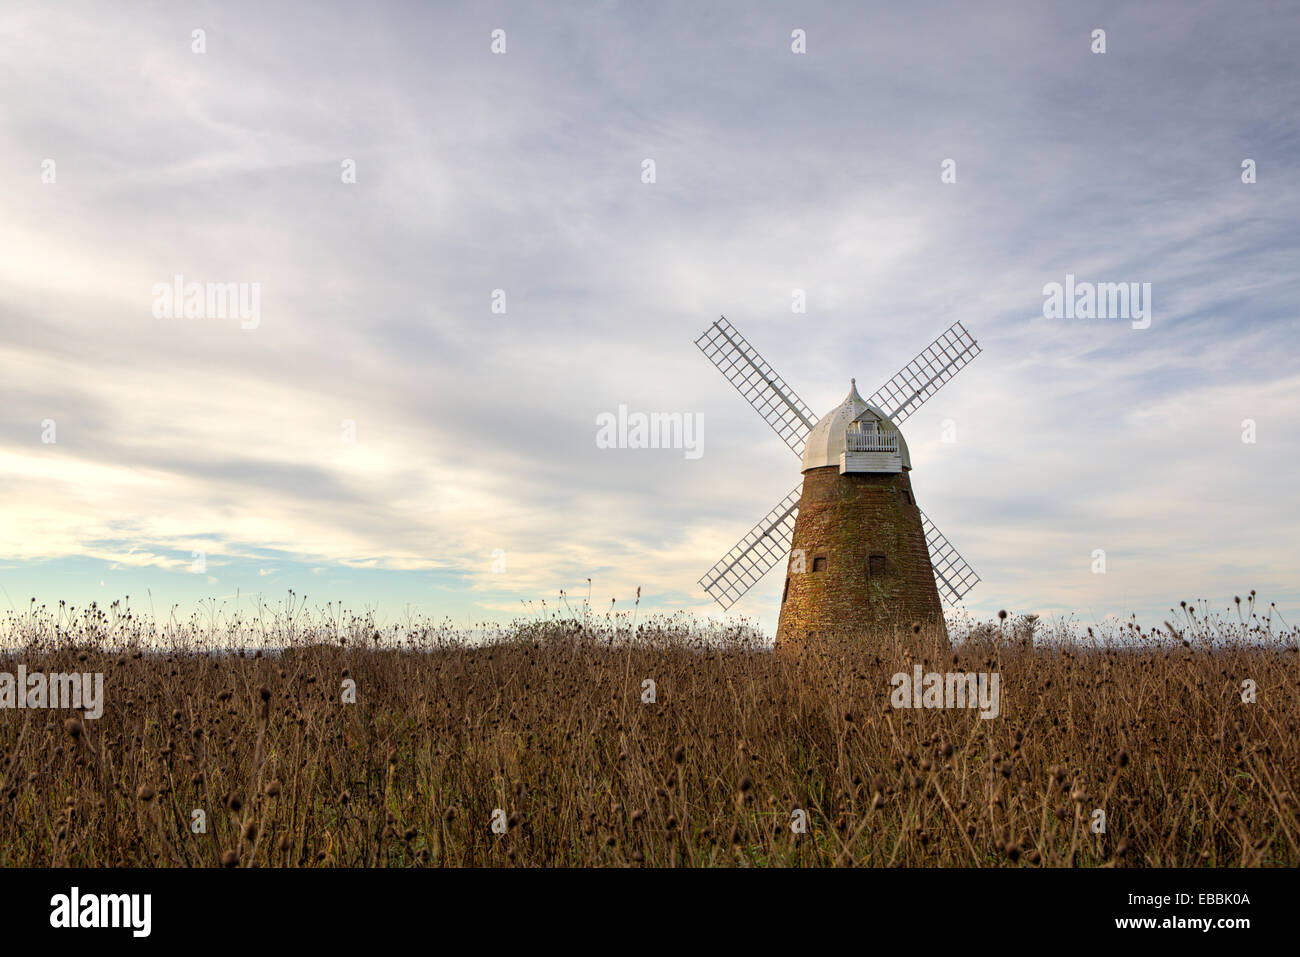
[799,379,912,472]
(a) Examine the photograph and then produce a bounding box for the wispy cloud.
[0,0,1297,632]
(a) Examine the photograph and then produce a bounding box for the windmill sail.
[695,315,983,615]
[867,322,981,425]
[696,317,817,458]
[920,510,981,604]
[699,484,803,610]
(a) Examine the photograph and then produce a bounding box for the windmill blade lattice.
[698,484,803,610]
[919,510,981,604]
[695,317,817,458]
[867,322,981,425]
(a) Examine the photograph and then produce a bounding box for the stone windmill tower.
[695,317,982,648]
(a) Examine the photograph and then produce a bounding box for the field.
[0,598,1297,867]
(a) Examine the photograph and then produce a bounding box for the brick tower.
[774,381,944,648]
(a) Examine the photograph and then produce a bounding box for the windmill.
[695,317,982,647]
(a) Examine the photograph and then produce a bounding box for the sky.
[1,0,1298,636]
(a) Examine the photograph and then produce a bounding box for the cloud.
[0,0,1297,632]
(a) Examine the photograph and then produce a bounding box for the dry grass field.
[0,597,1296,867]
